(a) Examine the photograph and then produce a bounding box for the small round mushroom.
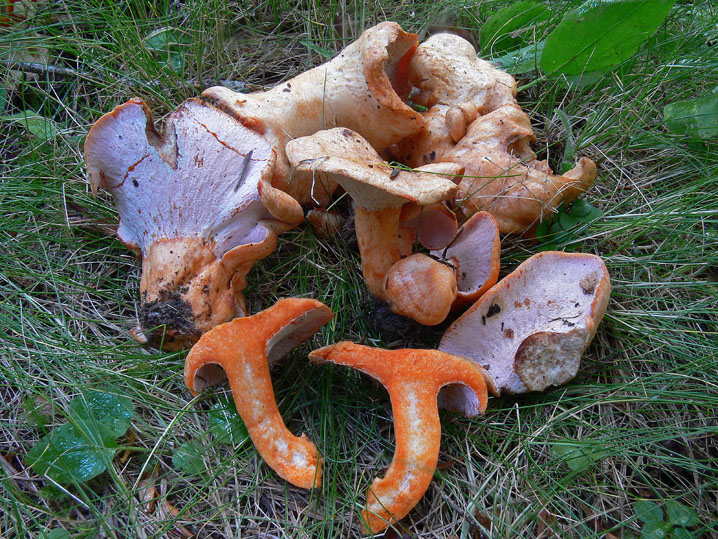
[204,22,425,206]
[383,253,457,326]
[184,298,333,489]
[308,341,496,533]
[431,211,501,308]
[438,251,611,414]
[286,128,462,325]
[85,98,304,349]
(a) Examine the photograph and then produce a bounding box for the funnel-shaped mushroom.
[85,98,304,348]
[287,127,461,325]
[184,298,333,489]
[438,252,610,414]
[309,342,496,533]
[204,22,424,206]
[399,32,596,234]
[431,211,501,308]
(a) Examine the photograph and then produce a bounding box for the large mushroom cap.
[287,127,458,211]
[204,22,425,205]
[85,98,302,348]
[439,251,610,413]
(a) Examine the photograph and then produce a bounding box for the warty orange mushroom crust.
[309,341,498,533]
[184,298,333,489]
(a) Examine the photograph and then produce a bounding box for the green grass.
[1,1,717,537]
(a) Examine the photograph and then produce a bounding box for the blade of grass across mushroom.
[84,98,304,349]
[184,298,333,489]
[398,32,597,234]
[308,342,497,533]
[286,128,462,325]
[203,21,424,207]
[438,252,610,414]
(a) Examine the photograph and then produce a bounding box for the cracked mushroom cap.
[438,251,610,413]
[309,341,496,533]
[85,98,303,348]
[184,298,333,489]
[431,211,501,308]
[204,22,424,205]
[407,32,517,113]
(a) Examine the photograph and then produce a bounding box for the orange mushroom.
[184,298,333,489]
[309,341,497,533]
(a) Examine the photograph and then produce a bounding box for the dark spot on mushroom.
[390,168,400,179]
[429,151,436,161]
[132,179,139,188]
[486,303,501,318]
[481,315,486,325]
[504,328,514,339]
[482,364,491,371]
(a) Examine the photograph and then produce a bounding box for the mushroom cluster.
[85,22,610,533]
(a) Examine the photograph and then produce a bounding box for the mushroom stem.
[309,341,495,532]
[354,205,403,298]
[185,298,333,489]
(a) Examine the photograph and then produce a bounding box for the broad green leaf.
[569,199,603,222]
[69,390,133,438]
[664,91,718,140]
[208,397,249,446]
[172,439,206,475]
[26,423,115,484]
[671,528,695,539]
[493,41,545,75]
[481,1,550,55]
[143,28,188,71]
[664,500,700,527]
[552,439,608,472]
[640,519,670,539]
[634,500,664,524]
[0,111,58,140]
[541,0,676,76]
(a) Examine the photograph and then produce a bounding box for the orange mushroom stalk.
[308,341,497,533]
[184,298,333,489]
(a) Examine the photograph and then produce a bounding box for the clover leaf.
[26,390,133,484]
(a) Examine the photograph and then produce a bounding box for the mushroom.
[203,22,425,206]
[286,127,462,325]
[85,98,304,348]
[398,202,458,253]
[431,211,501,308]
[308,341,496,533]
[184,298,333,489]
[398,33,597,234]
[438,251,610,414]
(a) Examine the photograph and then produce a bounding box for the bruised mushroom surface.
[286,127,461,325]
[398,33,596,234]
[309,341,496,533]
[438,252,610,414]
[204,21,424,206]
[85,98,303,348]
[184,298,333,489]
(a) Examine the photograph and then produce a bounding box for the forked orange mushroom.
[309,342,497,533]
[184,298,333,489]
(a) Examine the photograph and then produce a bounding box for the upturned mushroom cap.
[308,342,496,533]
[287,128,461,325]
[204,22,424,205]
[431,211,501,308]
[85,98,304,348]
[184,298,333,489]
[438,252,610,413]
